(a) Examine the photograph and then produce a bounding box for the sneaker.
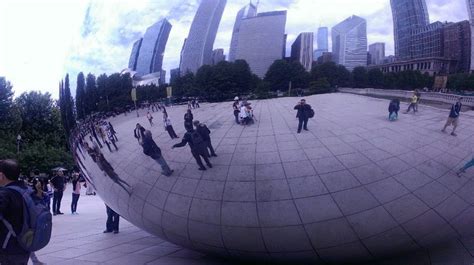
[57,212,64,215]
[113,230,119,234]
[103,230,113,233]
[211,154,218,157]
[451,132,457,136]
[165,170,174,177]
[207,164,213,168]
[198,167,207,171]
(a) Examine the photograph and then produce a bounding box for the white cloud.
[0,0,469,98]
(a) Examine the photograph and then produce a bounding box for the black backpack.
[308,108,315,118]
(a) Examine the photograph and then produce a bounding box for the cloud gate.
[72,94,474,264]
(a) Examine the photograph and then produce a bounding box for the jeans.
[71,193,80,213]
[205,139,216,156]
[234,112,240,124]
[297,118,309,132]
[53,191,63,214]
[154,156,172,176]
[106,205,120,232]
[407,103,416,113]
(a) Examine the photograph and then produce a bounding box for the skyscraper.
[235,11,287,78]
[134,19,172,76]
[128,38,142,71]
[390,0,430,60]
[314,27,328,59]
[332,15,368,71]
[466,0,474,71]
[212,49,226,65]
[291,32,314,71]
[180,0,227,75]
[228,3,257,62]
[369,43,385,65]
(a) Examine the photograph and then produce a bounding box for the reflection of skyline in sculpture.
[228,2,257,62]
[179,0,227,74]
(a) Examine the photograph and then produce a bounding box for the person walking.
[405,92,418,113]
[442,97,463,136]
[70,171,82,215]
[107,125,118,151]
[233,100,240,124]
[0,159,31,264]
[172,128,212,171]
[141,130,174,176]
[194,120,217,157]
[147,112,154,127]
[108,122,118,141]
[294,99,313,133]
[104,205,120,234]
[414,89,421,112]
[184,109,194,131]
[164,116,179,139]
[134,123,146,143]
[51,169,66,216]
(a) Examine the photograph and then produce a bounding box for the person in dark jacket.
[193,120,217,157]
[442,97,463,136]
[133,123,146,143]
[104,205,120,234]
[184,109,194,131]
[172,128,212,171]
[388,99,400,121]
[50,170,66,216]
[141,130,173,176]
[294,99,312,133]
[0,159,30,264]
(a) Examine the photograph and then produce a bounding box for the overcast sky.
[0,0,469,98]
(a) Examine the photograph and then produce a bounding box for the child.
[388,99,400,121]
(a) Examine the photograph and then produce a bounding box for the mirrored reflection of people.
[193,120,217,157]
[91,123,103,148]
[104,205,120,234]
[294,99,312,133]
[141,130,174,177]
[442,97,463,137]
[164,116,179,139]
[84,142,132,196]
[147,112,154,126]
[106,125,118,151]
[108,122,118,142]
[134,123,146,143]
[173,127,212,171]
[51,169,66,216]
[184,109,194,131]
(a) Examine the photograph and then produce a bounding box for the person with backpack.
[0,159,52,265]
[29,179,49,265]
[134,123,146,144]
[172,128,212,171]
[193,120,217,157]
[442,97,463,137]
[388,99,400,121]
[141,130,174,177]
[294,99,314,133]
[50,169,66,216]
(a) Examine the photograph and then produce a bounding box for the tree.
[85,73,97,115]
[264,60,310,92]
[309,78,331,94]
[75,72,86,120]
[367,68,384,88]
[352,66,368,88]
[311,62,351,88]
[59,74,75,138]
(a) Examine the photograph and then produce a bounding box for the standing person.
[240,104,249,125]
[107,126,118,151]
[147,112,154,126]
[192,99,196,109]
[164,116,179,139]
[99,125,112,152]
[134,123,146,143]
[108,122,118,141]
[184,109,194,131]
[0,159,30,264]
[141,130,174,176]
[294,99,313,133]
[442,97,463,136]
[195,98,200,108]
[193,120,217,157]
[388,99,400,121]
[29,178,48,265]
[172,128,212,171]
[70,171,82,215]
[104,205,120,234]
[50,169,66,216]
[187,100,192,110]
[233,100,240,124]
[405,92,418,113]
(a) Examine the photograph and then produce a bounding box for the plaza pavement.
[38,93,474,264]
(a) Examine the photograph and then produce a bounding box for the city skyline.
[0,0,469,98]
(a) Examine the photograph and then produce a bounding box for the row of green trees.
[0,77,73,174]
